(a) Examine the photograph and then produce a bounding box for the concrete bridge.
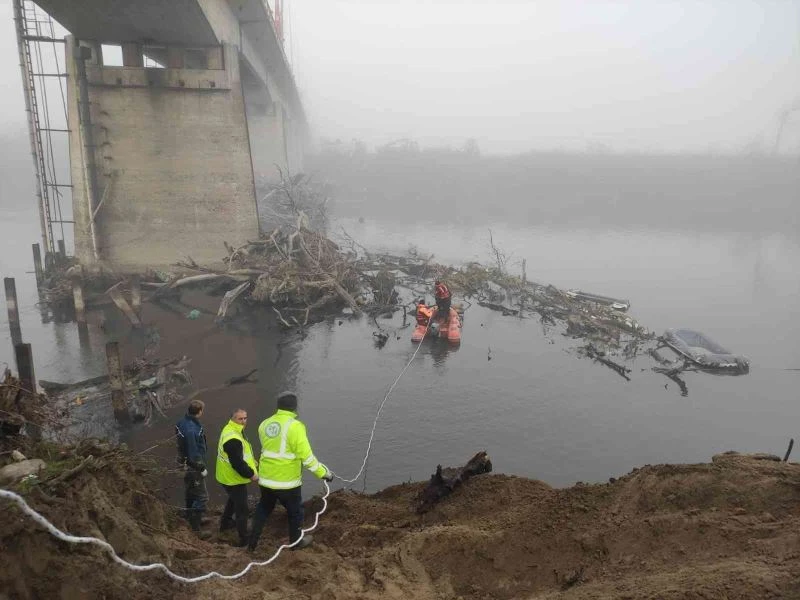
[28,0,306,270]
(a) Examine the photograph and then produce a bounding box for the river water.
[292,220,800,490]
[3,205,799,497]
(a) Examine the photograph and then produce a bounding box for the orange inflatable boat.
[411,303,462,343]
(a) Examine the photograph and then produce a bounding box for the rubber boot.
[247,506,268,552]
[291,534,313,550]
[189,512,212,540]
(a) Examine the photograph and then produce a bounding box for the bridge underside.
[31,0,307,271]
[33,0,217,45]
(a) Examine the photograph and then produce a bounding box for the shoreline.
[1,439,799,599]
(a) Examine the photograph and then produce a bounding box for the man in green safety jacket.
[247,391,333,552]
[215,408,258,547]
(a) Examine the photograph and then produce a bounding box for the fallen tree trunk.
[585,344,632,381]
[478,300,518,316]
[151,273,252,301]
[216,281,251,321]
[107,283,142,328]
[416,451,493,513]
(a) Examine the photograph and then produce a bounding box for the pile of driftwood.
[129,356,193,425]
[41,356,194,430]
[34,176,654,391]
[148,221,363,328]
[256,171,330,231]
[34,172,652,352]
[0,370,48,440]
[34,264,135,312]
[354,246,649,346]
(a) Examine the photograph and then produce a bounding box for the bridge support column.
[66,37,259,272]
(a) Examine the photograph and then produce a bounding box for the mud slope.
[2,450,800,600]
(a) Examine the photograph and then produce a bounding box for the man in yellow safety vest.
[247,391,333,552]
[215,408,258,547]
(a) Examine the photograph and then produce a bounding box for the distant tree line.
[307,139,800,235]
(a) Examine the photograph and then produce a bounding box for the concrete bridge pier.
[65,37,263,270]
[32,0,308,273]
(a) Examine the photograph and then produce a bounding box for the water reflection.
[77,322,91,354]
[248,308,302,409]
[426,338,460,369]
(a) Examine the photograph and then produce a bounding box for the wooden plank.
[4,277,22,347]
[72,279,86,323]
[14,343,36,395]
[105,342,130,423]
[32,243,43,284]
[107,283,142,328]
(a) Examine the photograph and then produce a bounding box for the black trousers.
[249,486,304,548]
[220,483,250,541]
[436,296,451,316]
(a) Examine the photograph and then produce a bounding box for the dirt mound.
[1,450,800,599]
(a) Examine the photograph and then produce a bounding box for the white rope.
[0,483,329,583]
[331,318,430,484]
[0,309,434,583]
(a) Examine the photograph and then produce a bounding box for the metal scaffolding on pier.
[12,0,72,263]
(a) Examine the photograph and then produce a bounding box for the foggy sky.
[0,0,798,154]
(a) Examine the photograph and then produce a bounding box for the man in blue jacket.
[175,399,211,539]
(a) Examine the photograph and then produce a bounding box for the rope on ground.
[331,320,430,484]
[135,434,181,456]
[0,310,432,583]
[0,483,329,584]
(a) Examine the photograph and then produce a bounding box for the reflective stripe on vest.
[258,476,302,489]
[303,453,322,472]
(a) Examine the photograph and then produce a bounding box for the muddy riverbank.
[1,435,799,599]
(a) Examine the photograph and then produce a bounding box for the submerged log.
[477,300,518,317]
[584,344,632,381]
[416,451,492,513]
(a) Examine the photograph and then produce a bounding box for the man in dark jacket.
[175,399,210,539]
[215,408,258,547]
